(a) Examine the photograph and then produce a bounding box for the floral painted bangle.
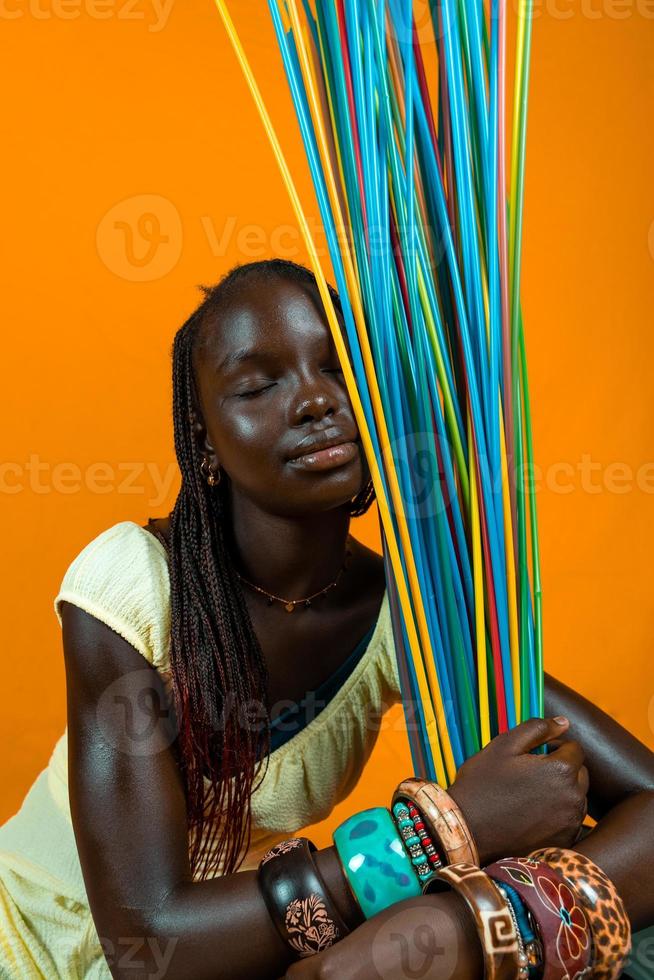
[529,847,632,980]
[393,777,479,867]
[332,806,422,919]
[435,862,522,980]
[257,837,349,959]
[485,856,593,980]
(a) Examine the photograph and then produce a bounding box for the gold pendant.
[285,602,295,613]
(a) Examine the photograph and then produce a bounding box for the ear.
[189,409,220,470]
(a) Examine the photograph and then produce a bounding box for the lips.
[287,431,355,462]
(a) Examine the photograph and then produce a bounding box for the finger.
[547,738,586,774]
[577,763,590,798]
[501,716,570,754]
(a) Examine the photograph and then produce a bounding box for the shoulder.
[54,520,170,668]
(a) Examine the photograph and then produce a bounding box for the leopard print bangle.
[258,837,349,959]
[529,847,632,980]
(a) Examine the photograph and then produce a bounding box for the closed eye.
[237,384,275,398]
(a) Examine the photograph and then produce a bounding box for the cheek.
[214,409,282,477]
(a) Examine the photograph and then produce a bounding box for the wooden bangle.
[435,862,523,980]
[485,856,593,980]
[393,777,480,867]
[529,847,632,980]
[258,837,349,959]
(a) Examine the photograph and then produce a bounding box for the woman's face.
[192,276,368,517]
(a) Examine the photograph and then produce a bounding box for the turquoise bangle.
[332,806,422,919]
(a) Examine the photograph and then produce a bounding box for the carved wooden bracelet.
[435,862,522,980]
[258,837,349,959]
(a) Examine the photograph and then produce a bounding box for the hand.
[448,716,589,864]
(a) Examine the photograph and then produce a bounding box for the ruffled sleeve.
[53,520,171,672]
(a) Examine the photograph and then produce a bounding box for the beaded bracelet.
[393,778,479,867]
[485,856,593,980]
[495,880,544,979]
[257,837,349,959]
[406,800,445,872]
[529,847,632,980]
[391,800,440,891]
[332,806,422,919]
[435,862,522,980]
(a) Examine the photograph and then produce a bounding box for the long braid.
[167,259,375,880]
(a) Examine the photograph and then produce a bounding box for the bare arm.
[285,673,654,979]
[544,670,654,815]
[544,670,654,930]
[61,601,357,980]
[63,599,653,978]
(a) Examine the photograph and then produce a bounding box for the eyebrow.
[217,347,272,372]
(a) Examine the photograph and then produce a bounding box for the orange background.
[1,0,653,837]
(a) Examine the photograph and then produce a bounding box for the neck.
[226,494,352,599]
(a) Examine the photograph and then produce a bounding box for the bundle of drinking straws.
[215,0,542,786]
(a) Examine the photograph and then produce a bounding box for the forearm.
[285,890,484,980]
[543,672,654,929]
[544,672,654,816]
[345,891,484,980]
[574,789,654,931]
[119,847,359,980]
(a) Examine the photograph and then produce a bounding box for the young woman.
[0,259,652,980]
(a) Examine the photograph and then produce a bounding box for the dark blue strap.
[268,623,376,752]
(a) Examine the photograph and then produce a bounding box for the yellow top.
[0,520,402,978]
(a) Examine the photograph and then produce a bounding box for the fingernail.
[554,716,568,725]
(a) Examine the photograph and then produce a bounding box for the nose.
[290,374,339,427]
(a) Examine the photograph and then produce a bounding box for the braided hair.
[167,259,376,880]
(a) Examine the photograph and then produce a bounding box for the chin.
[317,473,366,511]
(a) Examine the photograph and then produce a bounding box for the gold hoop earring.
[200,456,221,487]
